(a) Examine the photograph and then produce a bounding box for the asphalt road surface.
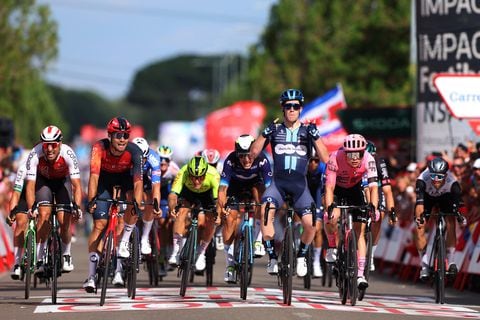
[1,236,479,320]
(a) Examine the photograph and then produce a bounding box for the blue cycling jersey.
[143,147,161,186]
[220,151,272,188]
[266,123,316,176]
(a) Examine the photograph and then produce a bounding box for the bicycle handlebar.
[94,197,143,216]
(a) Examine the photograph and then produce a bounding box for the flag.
[300,84,348,152]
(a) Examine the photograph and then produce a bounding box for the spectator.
[455,143,471,165]
[470,141,480,162]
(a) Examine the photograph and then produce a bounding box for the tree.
[0,0,64,145]
[246,0,411,120]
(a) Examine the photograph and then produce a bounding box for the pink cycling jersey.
[325,149,377,188]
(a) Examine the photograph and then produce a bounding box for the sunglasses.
[42,142,60,149]
[282,103,302,111]
[452,164,464,168]
[112,132,130,140]
[346,151,364,160]
[160,158,170,164]
[430,173,446,181]
[238,154,251,159]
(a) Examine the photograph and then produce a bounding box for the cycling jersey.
[362,156,391,210]
[171,164,220,198]
[416,169,462,207]
[325,149,378,189]
[265,122,318,176]
[26,143,80,181]
[143,147,161,190]
[220,151,272,188]
[13,159,27,193]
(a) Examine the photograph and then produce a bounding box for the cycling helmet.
[366,140,376,155]
[428,157,449,175]
[343,134,367,152]
[40,125,63,142]
[279,88,304,105]
[157,145,173,160]
[202,149,220,165]
[132,137,149,157]
[187,156,208,177]
[107,116,131,134]
[235,134,255,155]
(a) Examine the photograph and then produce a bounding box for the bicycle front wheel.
[434,233,446,304]
[127,228,139,299]
[147,222,160,287]
[240,227,251,300]
[303,246,313,289]
[24,232,35,300]
[100,232,114,306]
[282,225,294,305]
[180,229,196,297]
[346,229,358,306]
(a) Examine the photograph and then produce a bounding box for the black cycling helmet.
[366,140,376,155]
[428,157,449,175]
[279,88,304,105]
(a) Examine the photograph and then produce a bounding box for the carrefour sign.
[433,74,480,119]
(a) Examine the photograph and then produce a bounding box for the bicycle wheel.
[180,229,195,297]
[50,234,61,304]
[282,225,294,305]
[127,228,139,299]
[434,233,446,304]
[205,240,215,286]
[359,230,372,301]
[338,239,348,305]
[346,229,358,306]
[148,222,160,287]
[240,227,251,300]
[100,232,114,306]
[303,246,313,289]
[24,232,35,300]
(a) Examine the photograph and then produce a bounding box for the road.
[0,236,479,320]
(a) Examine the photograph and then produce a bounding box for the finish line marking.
[34,287,480,318]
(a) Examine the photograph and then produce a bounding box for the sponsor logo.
[274,144,307,156]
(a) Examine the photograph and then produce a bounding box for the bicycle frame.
[22,216,37,300]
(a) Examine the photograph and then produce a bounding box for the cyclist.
[6,158,28,280]
[306,154,327,278]
[414,157,463,281]
[250,88,329,277]
[167,156,220,272]
[363,140,396,271]
[324,134,378,289]
[111,137,162,286]
[157,145,179,275]
[217,134,272,283]
[25,126,83,275]
[83,117,144,293]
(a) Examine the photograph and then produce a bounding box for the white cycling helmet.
[40,125,63,142]
[202,148,220,165]
[157,145,173,160]
[343,134,367,152]
[132,137,150,157]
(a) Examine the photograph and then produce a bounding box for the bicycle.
[418,208,465,304]
[34,200,75,304]
[226,194,261,300]
[328,200,370,306]
[16,209,37,300]
[176,202,215,297]
[91,186,141,306]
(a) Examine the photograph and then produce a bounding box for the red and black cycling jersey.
[90,138,143,183]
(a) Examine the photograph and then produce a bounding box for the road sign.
[433,74,480,119]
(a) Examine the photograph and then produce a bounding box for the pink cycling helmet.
[343,134,367,152]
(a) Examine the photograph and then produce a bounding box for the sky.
[42,0,277,100]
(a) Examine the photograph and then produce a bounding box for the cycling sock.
[327,233,336,248]
[37,242,46,261]
[264,240,277,259]
[297,242,309,257]
[14,247,21,265]
[224,244,235,267]
[358,256,366,277]
[142,219,153,242]
[197,240,209,256]
[314,247,321,265]
[88,252,99,278]
[371,245,377,259]
[115,258,123,273]
[254,220,263,242]
[172,233,182,256]
[62,241,71,256]
[447,247,455,265]
[121,223,135,243]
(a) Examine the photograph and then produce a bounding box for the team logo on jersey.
[274,144,307,156]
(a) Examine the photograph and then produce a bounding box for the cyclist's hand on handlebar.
[153,198,161,215]
[389,207,398,225]
[28,207,38,219]
[169,207,178,218]
[6,208,16,226]
[87,198,97,214]
[72,203,83,221]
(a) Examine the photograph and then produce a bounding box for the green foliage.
[0,0,62,146]
[245,0,411,120]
